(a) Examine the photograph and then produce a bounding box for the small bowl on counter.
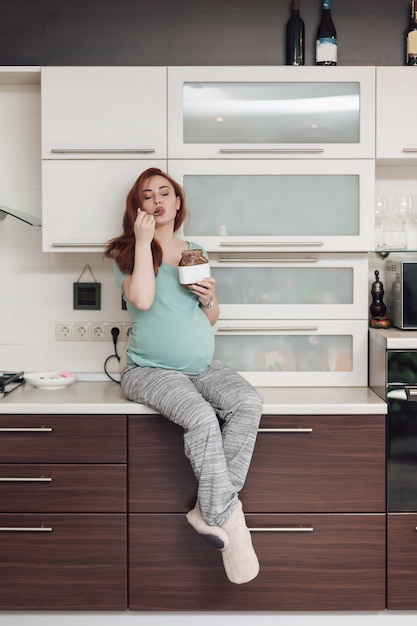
[24,371,78,390]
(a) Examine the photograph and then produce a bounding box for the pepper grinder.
[370,270,386,318]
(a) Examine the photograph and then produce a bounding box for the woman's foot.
[220,499,260,584]
[186,501,229,550]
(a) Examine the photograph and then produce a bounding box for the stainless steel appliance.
[369,330,417,511]
[385,256,417,329]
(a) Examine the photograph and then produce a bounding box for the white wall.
[0,81,129,375]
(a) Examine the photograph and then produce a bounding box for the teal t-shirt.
[113,243,214,374]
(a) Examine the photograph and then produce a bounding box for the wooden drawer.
[0,514,127,610]
[242,414,386,512]
[129,415,197,512]
[387,513,417,610]
[0,464,126,512]
[129,512,386,611]
[0,415,127,463]
[128,414,385,513]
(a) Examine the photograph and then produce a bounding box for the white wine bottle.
[406,1,417,65]
[316,0,337,66]
[286,0,305,66]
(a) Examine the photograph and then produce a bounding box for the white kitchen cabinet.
[376,67,417,162]
[213,319,368,387]
[167,66,375,160]
[41,67,167,159]
[168,159,375,252]
[210,253,368,320]
[42,159,165,252]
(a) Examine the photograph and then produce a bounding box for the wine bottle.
[406,1,417,65]
[316,0,337,66]
[286,0,305,66]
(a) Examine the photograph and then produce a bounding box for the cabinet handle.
[50,148,156,154]
[219,242,324,247]
[0,427,53,433]
[249,527,314,533]
[51,243,105,248]
[258,427,313,433]
[219,149,324,154]
[0,477,52,482]
[402,148,417,153]
[217,325,318,332]
[0,527,52,532]
[217,256,319,263]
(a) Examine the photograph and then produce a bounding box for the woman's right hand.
[134,208,156,244]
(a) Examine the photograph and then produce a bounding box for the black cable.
[104,327,121,383]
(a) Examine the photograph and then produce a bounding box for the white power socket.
[55,322,131,342]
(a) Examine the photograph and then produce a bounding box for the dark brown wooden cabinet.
[128,413,386,611]
[0,414,127,610]
[387,513,417,610]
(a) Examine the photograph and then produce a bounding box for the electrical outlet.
[124,324,132,338]
[108,324,124,341]
[55,323,73,341]
[91,323,107,341]
[74,323,90,340]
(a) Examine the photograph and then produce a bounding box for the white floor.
[1,613,417,626]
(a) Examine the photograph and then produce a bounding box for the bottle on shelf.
[406,1,417,65]
[316,0,337,66]
[286,0,305,66]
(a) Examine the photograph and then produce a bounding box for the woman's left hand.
[188,277,216,308]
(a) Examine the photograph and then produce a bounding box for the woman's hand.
[188,277,216,308]
[134,208,155,244]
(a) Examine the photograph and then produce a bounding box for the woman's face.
[140,175,180,225]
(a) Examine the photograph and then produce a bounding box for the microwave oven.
[385,256,417,329]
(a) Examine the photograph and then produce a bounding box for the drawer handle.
[217,326,319,332]
[50,148,156,154]
[219,149,324,154]
[0,477,53,482]
[219,242,324,247]
[402,148,417,153]
[0,527,52,532]
[258,427,313,433]
[51,243,105,248]
[250,527,314,533]
[216,256,319,264]
[0,427,53,432]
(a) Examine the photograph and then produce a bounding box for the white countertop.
[369,326,417,350]
[0,380,387,415]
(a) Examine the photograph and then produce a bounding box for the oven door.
[387,385,417,512]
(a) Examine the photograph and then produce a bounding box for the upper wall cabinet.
[376,68,417,162]
[41,67,167,159]
[167,67,375,160]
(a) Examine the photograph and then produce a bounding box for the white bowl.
[24,371,78,390]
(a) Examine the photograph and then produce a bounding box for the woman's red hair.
[104,167,188,275]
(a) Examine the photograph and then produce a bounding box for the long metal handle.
[219,241,324,247]
[258,427,313,433]
[216,256,319,263]
[250,527,314,533]
[219,148,324,154]
[0,427,53,432]
[402,148,417,153]
[0,527,52,532]
[217,325,319,332]
[50,148,155,154]
[0,477,52,482]
[51,243,104,248]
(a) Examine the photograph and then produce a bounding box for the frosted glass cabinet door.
[42,67,167,159]
[168,159,374,252]
[210,253,368,320]
[167,66,375,159]
[213,320,368,387]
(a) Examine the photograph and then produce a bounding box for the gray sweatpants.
[121,360,263,526]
